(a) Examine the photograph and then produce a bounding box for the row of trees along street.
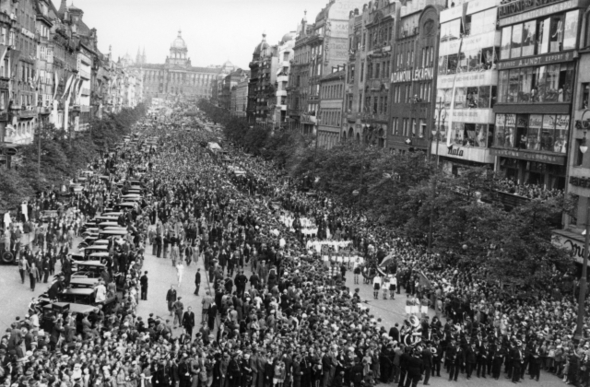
[199,99,577,298]
[0,104,148,211]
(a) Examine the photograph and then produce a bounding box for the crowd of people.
[494,178,565,200]
[0,102,588,387]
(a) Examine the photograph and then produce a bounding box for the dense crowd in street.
[494,179,565,200]
[1,103,590,387]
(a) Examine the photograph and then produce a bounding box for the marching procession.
[0,101,588,387]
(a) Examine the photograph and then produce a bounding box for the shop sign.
[391,67,433,83]
[570,176,590,188]
[437,71,497,89]
[551,233,585,264]
[490,148,566,164]
[499,0,577,26]
[448,148,464,157]
[498,51,575,70]
[451,109,495,124]
[431,143,495,163]
[20,28,35,40]
[440,33,499,56]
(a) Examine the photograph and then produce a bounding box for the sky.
[51,0,326,69]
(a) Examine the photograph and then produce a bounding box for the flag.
[61,74,74,100]
[417,270,433,289]
[378,252,395,268]
[53,72,59,100]
[0,44,8,67]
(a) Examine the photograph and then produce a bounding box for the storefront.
[492,0,589,188]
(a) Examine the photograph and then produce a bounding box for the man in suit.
[182,306,195,338]
[447,340,462,382]
[140,271,149,300]
[512,341,524,383]
[405,348,424,387]
[389,323,400,343]
[166,285,177,316]
[465,342,477,379]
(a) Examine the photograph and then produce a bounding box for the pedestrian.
[18,256,28,284]
[140,271,149,300]
[29,262,38,291]
[195,268,201,296]
[372,274,382,300]
[166,285,177,316]
[177,262,184,287]
[182,306,195,338]
[173,296,184,328]
[202,291,213,324]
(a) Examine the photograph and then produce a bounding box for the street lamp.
[576,136,590,341]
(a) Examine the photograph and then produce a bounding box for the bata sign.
[391,67,433,84]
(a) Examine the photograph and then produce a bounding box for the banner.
[53,72,59,101]
[61,74,74,100]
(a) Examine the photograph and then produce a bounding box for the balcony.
[19,107,36,119]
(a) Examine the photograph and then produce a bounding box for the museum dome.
[171,30,187,50]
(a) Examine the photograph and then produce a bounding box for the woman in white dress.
[176,262,184,287]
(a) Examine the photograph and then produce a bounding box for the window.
[438,55,448,75]
[501,26,512,59]
[540,115,555,151]
[392,117,398,135]
[549,15,565,53]
[360,62,364,82]
[403,118,409,136]
[511,24,523,58]
[454,87,465,109]
[441,19,461,42]
[522,21,536,56]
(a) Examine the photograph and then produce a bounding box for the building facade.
[318,68,346,148]
[232,78,249,117]
[247,34,278,124]
[288,16,313,133]
[220,67,247,111]
[433,0,499,174]
[360,0,396,148]
[1,0,147,168]
[389,0,445,153]
[552,1,590,261]
[288,0,366,136]
[275,32,297,130]
[135,31,222,99]
[490,0,588,188]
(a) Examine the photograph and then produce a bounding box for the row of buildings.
[0,0,146,158]
[219,0,590,266]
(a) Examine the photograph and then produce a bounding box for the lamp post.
[427,98,447,251]
[576,131,590,341]
[313,114,321,179]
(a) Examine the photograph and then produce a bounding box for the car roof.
[62,288,94,295]
[74,260,105,267]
